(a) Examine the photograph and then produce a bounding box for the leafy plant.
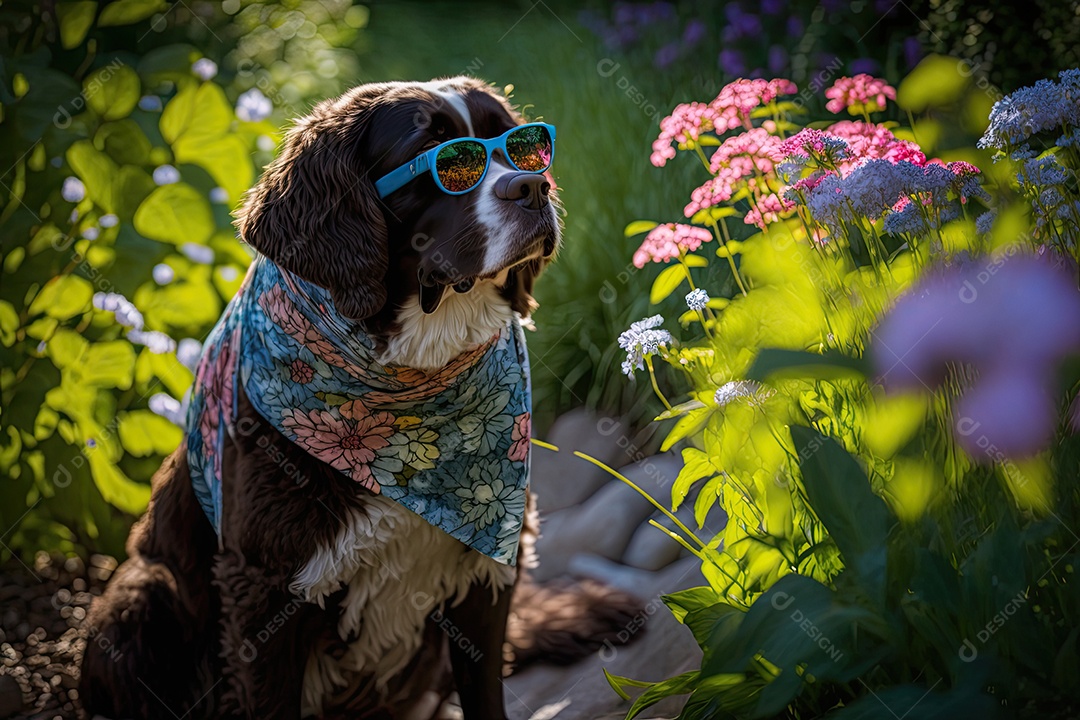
[603,60,1080,717]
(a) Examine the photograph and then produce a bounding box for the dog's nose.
[494,172,550,210]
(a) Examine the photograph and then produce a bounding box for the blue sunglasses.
[375,122,555,198]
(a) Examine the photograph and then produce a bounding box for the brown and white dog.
[80,77,639,719]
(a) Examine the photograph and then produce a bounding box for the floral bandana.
[186,256,531,565]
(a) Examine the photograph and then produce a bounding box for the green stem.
[645,355,673,411]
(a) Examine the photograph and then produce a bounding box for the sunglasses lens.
[435,141,487,192]
[506,125,553,172]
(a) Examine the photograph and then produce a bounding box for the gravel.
[0,553,116,720]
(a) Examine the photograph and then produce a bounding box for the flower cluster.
[978,69,1080,152]
[651,78,797,167]
[685,288,709,310]
[824,74,896,115]
[618,315,673,376]
[632,223,713,268]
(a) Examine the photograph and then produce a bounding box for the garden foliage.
[0,1,360,558]
[607,61,1080,717]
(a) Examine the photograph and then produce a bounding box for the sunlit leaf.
[97,0,166,27]
[134,183,214,245]
[624,220,660,237]
[28,275,93,320]
[118,410,182,456]
[84,63,140,120]
[56,2,98,49]
[650,264,687,304]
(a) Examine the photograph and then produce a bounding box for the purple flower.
[654,43,680,69]
[873,254,1080,458]
[786,16,804,38]
[236,88,272,122]
[719,49,746,77]
[682,19,706,45]
[850,58,879,75]
[768,46,788,75]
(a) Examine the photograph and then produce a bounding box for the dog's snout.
[494,172,550,210]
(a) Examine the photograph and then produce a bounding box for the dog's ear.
[505,257,546,318]
[235,100,388,320]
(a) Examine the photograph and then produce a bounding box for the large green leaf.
[662,586,722,623]
[80,340,136,389]
[671,447,715,509]
[88,451,150,515]
[67,140,119,212]
[790,425,890,601]
[56,2,98,49]
[84,63,140,120]
[626,671,699,719]
[746,348,869,382]
[118,410,182,456]
[97,0,166,27]
[160,81,232,144]
[28,274,93,320]
[650,264,687,304]
[133,183,214,245]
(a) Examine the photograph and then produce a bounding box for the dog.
[80,77,640,720]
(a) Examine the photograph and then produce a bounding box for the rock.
[623,502,727,572]
[532,409,656,515]
[505,557,704,720]
[0,674,25,717]
[533,453,684,581]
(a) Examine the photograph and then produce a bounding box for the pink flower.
[632,223,713,268]
[946,161,981,178]
[685,176,737,217]
[508,412,530,462]
[282,407,396,491]
[824,74,896,115]
[744,192,795,229]
[709,127,784,174]
[712,78,797,120]
[289,359,314,383]
[651,102,720,167]
[873,254,1080,459]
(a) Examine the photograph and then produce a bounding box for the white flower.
[180,242,214,264]
[128,329,176,354]
[713,380,772,408]
[256,134,276,152]
[81,226,99,241]
[618,315,672,377]
[153,165,180,185]
[192,58,218,81]
[209,187,229,203]
[685,288,709,310]
[149,393,186,426]
[93,292,143,330]
[176,338,203,371]
[99,213,118,228]
[61,177,85,203]
[218,265,238,281]
[152,263,174,285]
[138,95,163,112]
[236,88,272,122]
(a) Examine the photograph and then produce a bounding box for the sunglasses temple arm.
[375,153,432,198]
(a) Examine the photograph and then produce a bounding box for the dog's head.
[235,77,561,329]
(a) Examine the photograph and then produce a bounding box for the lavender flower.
[99,213,118,228]
[618,315,672,377]
[192,58,218,81]
[149,392,187,426]
[236,88,272,122]
[975,211,996,234]
[180,242,215,264]
[128,329,176,354]
[176,338,203,371]
[978,70,1080,150]
[152,263,174,285]
[153,165,180,185]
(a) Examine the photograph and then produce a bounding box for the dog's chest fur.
[293,494,514,716]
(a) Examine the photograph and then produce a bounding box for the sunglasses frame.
[374,122,556,198]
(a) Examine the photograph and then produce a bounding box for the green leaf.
[97,0,167,27]
[897,55,970,112]
[746,348,869,382]
[56,2,98,49]
[174,135,253,205]
[660,406,710,452]
[134,183,214,245]
[161,82,232,145]
[84,63,140,120]
[682,254,708,268]
[0,300,18,346]
[650,264,687,304]
[689,207,738,225]
[96,119,153,165]
[118,410,182,457]
[654,399,706,421]
[790,426,890,601]
[67,140,119,212]
[627,671,699,719]
[624,220,659,237]
[81,341,136,389]
[603,669,654,700]
[662,586,722,623]
[46,328,89,367]
[112,165,156,221]
[695,135,721,146]
[88,451,150,515]
[28,275,93,320]
[672,447,715,509]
